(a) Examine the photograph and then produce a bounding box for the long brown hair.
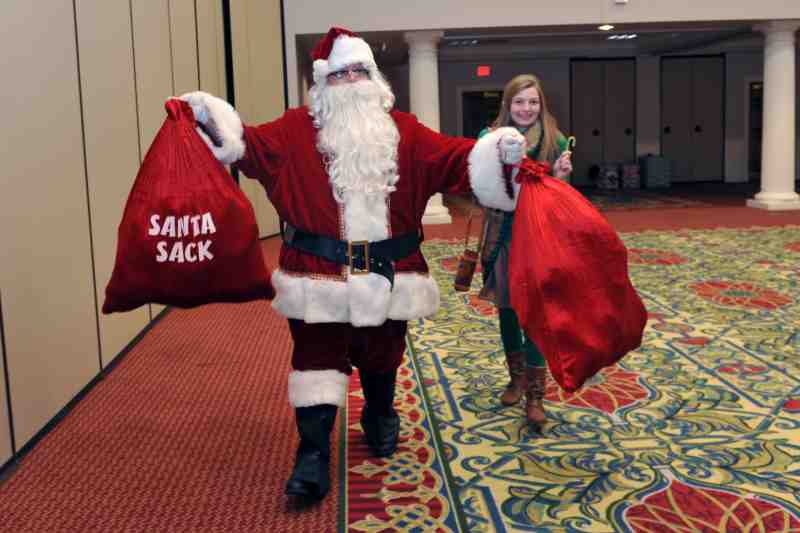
[492,74,562,164]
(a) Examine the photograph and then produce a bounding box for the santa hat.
[312,27,376,83]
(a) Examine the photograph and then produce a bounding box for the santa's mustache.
[315,80,400,200]
[316,80,384,123]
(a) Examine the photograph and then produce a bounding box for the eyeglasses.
[326,67,370,81]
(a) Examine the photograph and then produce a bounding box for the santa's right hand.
[497,130,526,165]
[174,91,245,164]
[178,92,210,123]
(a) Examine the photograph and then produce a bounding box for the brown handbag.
[454,208,484,292]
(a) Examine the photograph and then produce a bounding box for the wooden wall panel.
[196,0,227,97]
[169,0,200,95]
[76,0,150,367]
[131,1,177,320]
[0,2,100,448]
[230,0,284,237]
[0,302,12,463]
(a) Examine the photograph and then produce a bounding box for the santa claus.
[180,27,526,501]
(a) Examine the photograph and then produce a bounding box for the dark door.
[571,60,605,186]
[571,59,636,187]
[604,60,636,167]
[462,90,502,140]
[691,56,725,180]
[661,57,694,181]
[749,81,763,181]
[661,55,724,182]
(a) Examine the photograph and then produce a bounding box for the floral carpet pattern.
[408,227,800,533]
[584,191,712,211]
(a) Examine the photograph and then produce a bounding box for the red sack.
[508,161,647,392]
[102,99,275,313]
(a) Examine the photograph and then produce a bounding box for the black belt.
[281,222,421,287]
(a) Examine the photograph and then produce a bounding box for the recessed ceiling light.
[598,24,615,31]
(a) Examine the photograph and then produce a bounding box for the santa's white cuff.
[270,268,440,326]
[288,369,350,407]
[468,127,521,212]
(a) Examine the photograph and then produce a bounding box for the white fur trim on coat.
[468,127,522,212]
[288,369,350,407]
[177,91,245,165]
[313,35,376,83]
[271,269,440,327]
[271,188,439,326]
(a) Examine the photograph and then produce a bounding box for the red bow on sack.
[502,160,551,194]
[506,161,647,392]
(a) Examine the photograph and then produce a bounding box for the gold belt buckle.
[348,240,370,275]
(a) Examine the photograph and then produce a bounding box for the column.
[405,30,451,224]
[748,21,800,210]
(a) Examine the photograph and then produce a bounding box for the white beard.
[314,80,400,203]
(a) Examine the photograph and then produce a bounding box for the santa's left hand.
[497,129,526,165]
[553,152,573,179]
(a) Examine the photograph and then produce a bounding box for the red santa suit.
[179,26,523,501]
[184,101,516,406]
[236,105,517,393]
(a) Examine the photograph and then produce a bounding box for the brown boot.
[499,351,527,406]
[525,366,547,427]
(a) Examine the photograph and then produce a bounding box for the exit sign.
[477,65,491,77]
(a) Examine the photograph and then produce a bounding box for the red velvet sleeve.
[235,117,288,197]
[406,116,477,198]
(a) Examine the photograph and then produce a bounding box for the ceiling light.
[598,24,615,31]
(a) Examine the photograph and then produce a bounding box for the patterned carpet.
[383,228,800,533]
[583,190,712,211]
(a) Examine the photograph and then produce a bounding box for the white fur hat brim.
[313,35,376,82]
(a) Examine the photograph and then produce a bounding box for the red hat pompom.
[312,27,357,61]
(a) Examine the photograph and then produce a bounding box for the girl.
[478,74,572,428]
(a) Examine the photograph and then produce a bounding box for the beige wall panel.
[169,0,200,95]
[196,0,227,98]
[0,313,12,462]
[231,0,284,237]
[0,2,100,448]
[132,1,176,320]
[132,2,173,151]
[76,0,150,367]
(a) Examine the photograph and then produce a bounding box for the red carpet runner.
[0,301,340,532]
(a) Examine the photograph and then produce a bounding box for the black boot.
[285,404,338,500]
[359,370,400,458]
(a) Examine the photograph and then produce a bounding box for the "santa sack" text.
[148,213,216,263]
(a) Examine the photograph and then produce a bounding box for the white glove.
[179,91,211,125]
[175,91,245,164]
[497,129,526,165]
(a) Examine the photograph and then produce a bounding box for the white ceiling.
[295,20,767,68]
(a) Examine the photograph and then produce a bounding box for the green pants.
[498,308,546,367]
